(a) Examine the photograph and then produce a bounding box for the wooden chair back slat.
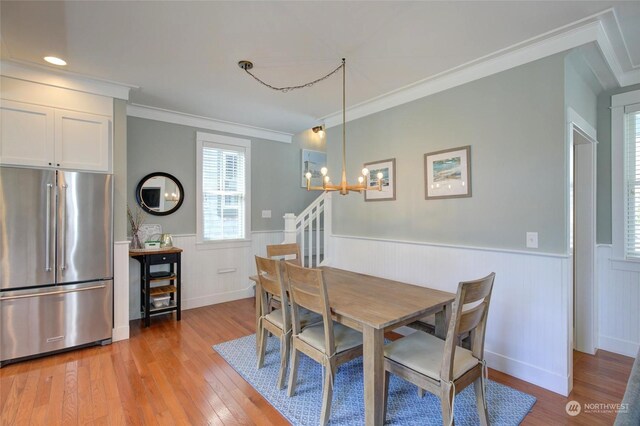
[267,243,301,265]
[461,278,493,305]
[456,302,487,335]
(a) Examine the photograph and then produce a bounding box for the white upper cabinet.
[0,99,111,172]
[55,110,110,171]
[0,100,55,167]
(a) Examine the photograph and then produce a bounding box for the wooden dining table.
[251,266,455,426]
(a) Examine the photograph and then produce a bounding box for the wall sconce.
[312,126,324,136]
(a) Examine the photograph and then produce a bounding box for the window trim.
[612,89,640,262]
[196,131,251,246]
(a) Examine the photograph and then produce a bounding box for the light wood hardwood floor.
[0,298,634,425]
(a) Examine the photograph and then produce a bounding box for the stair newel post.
[283,213,297,244]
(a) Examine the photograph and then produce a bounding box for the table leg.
[363,326,385,426]
[255,281,262,355]
[435,303,451,339]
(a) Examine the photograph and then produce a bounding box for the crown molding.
[127,104,293,144]
[0,60,135,100]
[323,9,638,129]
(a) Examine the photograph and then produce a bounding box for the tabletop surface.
[252,266,455,330]
[320,267,455,329]
[129,247,183,256]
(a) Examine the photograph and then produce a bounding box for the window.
[624,103,640,258]
[197,132,251,243]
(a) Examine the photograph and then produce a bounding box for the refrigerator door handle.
[0,284,106,301]
[45,183,53,272]
[60,183,68,271]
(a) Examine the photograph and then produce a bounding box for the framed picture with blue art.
[424,146,471,199]
[301,149,327,187]
[364,158,396,201]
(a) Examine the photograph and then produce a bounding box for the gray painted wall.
[113,99,127,241]
[326,54,567,253]
[596,83,640,244]
[127,117,320,235]
[564,51,601,130]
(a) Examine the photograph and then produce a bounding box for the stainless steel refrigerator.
[0,166,113,366]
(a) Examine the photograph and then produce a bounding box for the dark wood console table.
[129,247,182,327]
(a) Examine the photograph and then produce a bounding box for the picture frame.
[138,223,162,243]
[424,146,471,199]
[364,158,396,201]
[301,149,327,188]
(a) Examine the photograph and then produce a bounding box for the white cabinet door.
[55,110,110,172]
[0,100,55,167]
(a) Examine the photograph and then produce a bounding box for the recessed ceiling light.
[44,56,67,66]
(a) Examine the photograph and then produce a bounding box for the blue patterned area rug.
[213,334,536,425]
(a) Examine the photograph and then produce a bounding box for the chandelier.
[238,58,382,195]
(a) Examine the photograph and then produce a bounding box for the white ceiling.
[1,1,639,135]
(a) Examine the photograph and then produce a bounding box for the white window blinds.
[201,143,246,241]
[624,103,640,258]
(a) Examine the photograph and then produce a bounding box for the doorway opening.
[567,110,598,394]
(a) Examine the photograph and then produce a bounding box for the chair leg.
[256,326,267,369]
[474,378,489,426]
[383,370,390,422]
[417,387,425,398]
[287,347,300,397]
[440,382,454,426]
[319,360,335,426]
[277,334,290,390]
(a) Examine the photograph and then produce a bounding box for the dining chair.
[284,261,364,426]
[265,243,302,311]
[255,255,321,389]
[383,273,496,426]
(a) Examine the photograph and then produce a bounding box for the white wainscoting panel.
[597,245,640,357]
[128,231,283,320]
[113,241,130,341]
[328,234,572,396]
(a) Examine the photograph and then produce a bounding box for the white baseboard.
[112,325,130,342]
[485,350,569,396]
[599,335,639,358]
[182,287,254,311]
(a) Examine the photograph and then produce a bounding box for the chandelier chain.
[241,61,344,93]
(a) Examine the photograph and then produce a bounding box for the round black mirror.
[135,172,184,216]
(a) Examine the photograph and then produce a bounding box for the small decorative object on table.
[160,233,173,248]
[127,206,145,249]
[144,241,161,250]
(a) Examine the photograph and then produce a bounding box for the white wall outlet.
[526,232,539,249]
[261,210,272,218]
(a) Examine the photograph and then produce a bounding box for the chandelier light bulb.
[362,168,369,176]
[324,176,330,183]
[358,176,364,184]
[377,172,384,180]
[305,172,312,179]
[320,167,328,176]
